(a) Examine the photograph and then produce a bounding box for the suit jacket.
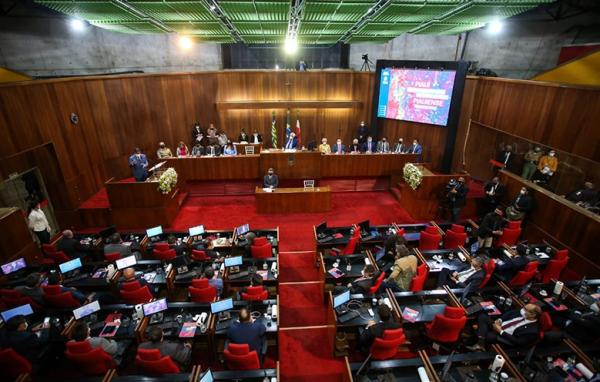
[332,144,345,154]
[376,141,390,153]
[408,144,422,154]
[484,181,505,204]
[139,340,191,366]
[250,134,263,144]
[511,194,533,212]
[263,175,279,188]
[128,154,148,181]
[497,151,513,169]
[362,141,376,153]
[566,312,600,344]
[455,264,485,289]
[227,321,267,353]
[104,243,132,258]
[498,310,540,348]
[495,255,529,281]
[284,137,298,150]
[350,276,375,294]
[57,237,86,259]
[238,133,249,142]
[6,329,49,362]
[394,143,407,153]
[348,144,361,153]
[449,183,469,208]
[359,320,402,349]
[14,286,44,305]
[477,212,504,238]
[206,145,221,156]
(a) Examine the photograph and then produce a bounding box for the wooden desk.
[233,143,262,155]
[255,186,331,213]
[320,153,418,177]
[164,155,260,180]
[259,150,322,179]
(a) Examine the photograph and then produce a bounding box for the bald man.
[57,229,87,259]
[227,308,267,353]
[118,267,148,291]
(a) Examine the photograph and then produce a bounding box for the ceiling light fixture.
[283,37,298,55]
[70,19,85,31]
[488,19,503,34]
[178,35,193,50]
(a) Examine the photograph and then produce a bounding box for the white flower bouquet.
[403,163,423,190]
[158,167,178,194]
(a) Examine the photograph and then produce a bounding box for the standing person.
[28,202,51,244]
[176,141,189,158]
[250,129,263,144]
[533,150,558,185]
[447,177,469,222]
[238,129,249,143]
[263,168,278,189]
[191,123,203,143]
[394,138,407,153]
[496,144,514,171]
[521,146,542,180]
[156,142,173,159]
[483,177,505,213]
[318,138,331,154]
[128,147,148,182]
[357,121,368,143]
[284,132,297,150]
[377,137,390,153]
[476,208,504,248]
[505,187,533,221]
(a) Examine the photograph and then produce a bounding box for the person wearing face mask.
[437,257,485,289]
[128,147,148,182]
[483,176,505,212]
[476,208,504,248]
[263,168,278,189]
[191,122,203,143]
[250,129,263,144]
[447,177,469,222]
[394,138,407,154]
[357,121,368,141]
[496,144,514,171]
[469,303,542,350]
[505,187,534,221]
[533,150,558,185]
[349,138,361,154]
[332,138,345,154]
[28,202,51,244]
[5,315,50,362]
[284,132,298,150]
[156,142,173,159]
[318,138,331,154]
[407,139,422,155]
[377,137,390,153]
[362,136,376,153]
[238,129,249,143]
[521,146,542,180]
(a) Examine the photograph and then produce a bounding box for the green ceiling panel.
[164,21,229,35]
[36,1,139,22]
[129,1,217,22]
[357,22,419,35]
[220,1,289,22]
[304,1,375,23]
[374,3,459,23]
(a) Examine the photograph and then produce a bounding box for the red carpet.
[278,251,320,283]
[279,282,329,328]
[79,188,109,209]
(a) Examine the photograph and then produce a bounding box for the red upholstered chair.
[538,312,553,340]
[539,257,569,284]
[224,343,260,370]
[65,340,116,375]
[253,236,268,246]
[153,248,176,261]
[509,261,539,287]
[251,243,273,259]
[42,243,57,254]
[242,286,268,301]
[44,291,81,308]
[0,348,32,379]
[496,228,521,247]
[153,242,170,252]
[352,226,361,238]
[419,231,441,251]
[368,272,386,295]
[121,280,142,292]
[105,252,121,262]
[191,249,209,261]
[136,348,180,375]
[191,278,209,288]
[507,221,521,229]
[450,224,465,233]
[42,284,61,295]
[0,289,23,298]
[370,329,407,360]
[444,230,467,249]
[554,249,569,261]
[410,264,429,292]
[332,236,359,256]
[45,250,70,263]
[480,259,496,289]
[425,225,439,234]
[189,285,217,303]
[120,285,153,305]
[425,306,467,343]
[1,295,41,311]
[395,228,405,238]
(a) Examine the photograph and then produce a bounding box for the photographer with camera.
[446,176,469,222]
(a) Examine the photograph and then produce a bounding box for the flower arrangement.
[403,163,423,190]
[158,167,178,194]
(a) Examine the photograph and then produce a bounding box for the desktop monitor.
[199,369,214,382]
[73,300,101,320]
[142,298,168,317]
[59,258,82,274]
[333,290,351,308]
[99,225,117,240]
[224,256,243,267]
[315,221,327,231]
[115,255,137,270]
[236,224,250,236]
[146,226,163,238]
[1,258,27,275]
[189,225,205,236]
[211,298,233,314]
[1,304,34,322]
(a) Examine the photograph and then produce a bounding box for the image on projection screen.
[377,68,457,126]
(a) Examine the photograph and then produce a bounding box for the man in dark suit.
[227,308,267,353]
[493,244,529,281]
[496,144,514,171]
[15,273,45,305]
[104,233,133,259]
[483,177,505,213]
[566,182,598,205]
[407,139,423,155]
[263,168,278,189]
[5,315,50,362]
[205,143,221,156]
[560,302,600,344]
[128,147,148,182]
[447,177,469,222]
[476,208,504,248]
[437,257,485,289]
[505,187,534,221]
[359,304,402,353]
[166,235,187,256]
[139,326,191,367]
[471,303,541,349]
[348,264,377,294]
[332,138,345,154]
[250,130,263,144]
[57,229,87,259]
[362,136,376,153]
[283,132,298,150]
[394,138,407,153]
[376,137,391,153]
[348,138,361,154]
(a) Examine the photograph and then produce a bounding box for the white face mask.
[520,190,526,195]
[367,139,372,143]
[591,303,600,313]
[549,152,555,157]
[520,308,527,318]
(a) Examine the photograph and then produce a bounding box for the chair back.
[153,242,170,252]
[44,291,81,308]
[370,329,406,360]
[253,237,268,246]
[0,348,32,379]
[425,225,439,234]
[104,252,121,262]
[120,285,153,304]
[507,221,521,229]
[418,231,441,251]
[153,248,177,261]
[443,230,467,249]
[410,265,429,292]
[554,249,569,261]
[136,348,180,375]
[121,280,142,291]
[46,250,70,263]
[540,258,568,284]
[496,228,521,247]
[191,250,209,261]
[224,343,260,370]
[42,284,62,295]
[191,278,209,288]
[189,285,217,303]
[250,243,272,259]
[0,289,23,298]
[426,313,467,343]
[65,340,116,375]
[509,265,537,287]
[342,236,359,255]
[480,259,496,288]
[369,272,386,294]
[450,224,465,233]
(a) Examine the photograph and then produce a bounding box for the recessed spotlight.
[283,38,298,55]
[275,64,280,70]
[488,19,503,34]
[178,35,193,50]
[70,19,85,31]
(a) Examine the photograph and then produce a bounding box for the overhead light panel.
[178,35,193,50]
[487,19,503,34]
[70,19,85,32]
[284,38,298,55]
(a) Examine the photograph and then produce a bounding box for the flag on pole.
[295,110,301,148]
[271,111,277,148]
[284,108,291,148]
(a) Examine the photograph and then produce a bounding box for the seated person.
[250,129,262,144]
[332,138,345,154]
[408,139,423,155]
[4,315,50,362]
[238,129,249,143]
[194,240,220,259]
[394,138,407,153]
[533,150,558,185]
[340,265,377,294]
[166,235,186,256]
[119,267,148,290]
[191,142,204,157]
[263,168,278,189]
[565,182,598,206]
[57,229,87,259]
[348,138,361,154]
[217,131,228,147]
[205,143,221,156]
[104,233,134,259]
[176,141,189,157]
[359,304,402,353]
[139,326,191,367]
[156,142,173,158]
[437,257,485,289]
[283,132,298,150]
[559,301,600,344]
[505,187,533,221]
[476,208,504,248]
[376,137,390,153]
[47,272,87,303]
[15,272,45,305]
[382,246,417,292]
[318,138,331,154]
[71,321,122,363]
[492,244,529,281]
[227,308,267,354]
[362,136,376,153]
[223,141,237,156]
[470,303,541,350]
[204,267,223,296]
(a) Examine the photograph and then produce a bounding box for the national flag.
[271,111,277,148]
[295,110,301,148]
[284,108,291,148]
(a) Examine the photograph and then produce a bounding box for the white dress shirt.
[28,209,50,232]
[500,316,536,335]
[456,267,477,284]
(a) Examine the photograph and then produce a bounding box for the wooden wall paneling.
[451,78,477,172]
[0,208,40,264]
